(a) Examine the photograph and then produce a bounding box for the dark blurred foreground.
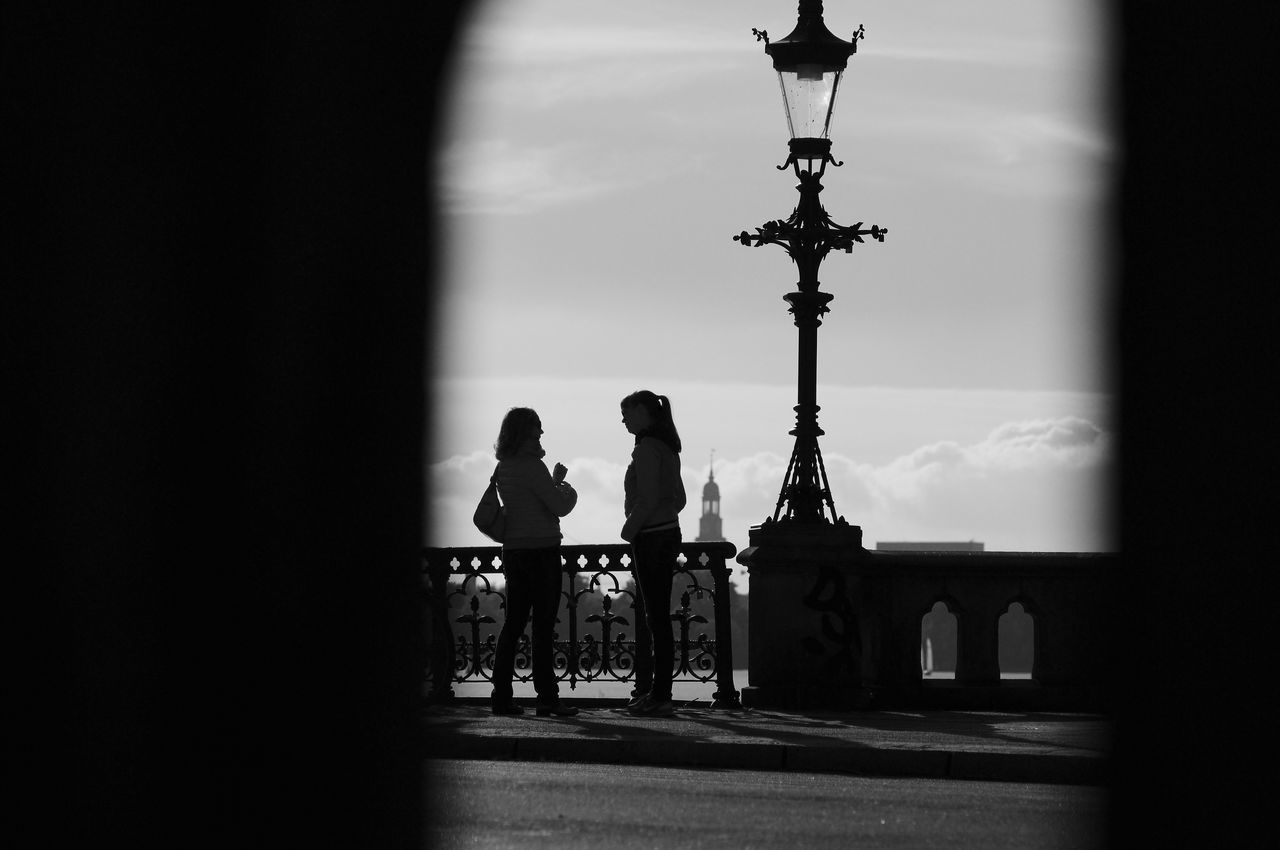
[8,3,1277,848]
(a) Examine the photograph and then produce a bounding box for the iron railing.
[422,541,742,709]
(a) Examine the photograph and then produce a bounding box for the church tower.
[696,451,724,543]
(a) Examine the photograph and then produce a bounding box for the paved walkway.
[422,699,1110,786]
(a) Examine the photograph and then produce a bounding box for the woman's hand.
[552,462,568,483]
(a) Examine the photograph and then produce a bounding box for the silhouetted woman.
[490,407,579,717]
[619,390,687,717]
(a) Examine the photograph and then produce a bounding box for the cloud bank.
[427,415,1113,588]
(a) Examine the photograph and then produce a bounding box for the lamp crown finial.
[798,0,824,18]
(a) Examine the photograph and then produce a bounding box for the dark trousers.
[631,528,681,702]
[491,546,563,704]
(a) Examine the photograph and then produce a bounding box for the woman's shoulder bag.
[472,465,506,543]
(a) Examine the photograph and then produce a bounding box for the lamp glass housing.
[777,64,843,141]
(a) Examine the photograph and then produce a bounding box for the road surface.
[425,759,1106,849]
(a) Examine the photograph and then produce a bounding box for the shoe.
[624,692,648,710]
[626,695,674,717]
[535,701,579,717]
[491,702,524,716]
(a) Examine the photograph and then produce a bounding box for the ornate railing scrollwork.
[423,542,742,709]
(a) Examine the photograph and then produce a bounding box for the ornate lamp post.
[734,0,886,709]
[734,0,886,528]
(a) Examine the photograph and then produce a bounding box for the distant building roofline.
[875,541,985,552]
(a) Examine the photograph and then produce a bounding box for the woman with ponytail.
[618,390,686,717]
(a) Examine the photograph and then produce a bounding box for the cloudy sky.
[426,0,1115,582]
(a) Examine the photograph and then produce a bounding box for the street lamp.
[734,0,886,528]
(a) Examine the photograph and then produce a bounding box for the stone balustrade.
[424,538,1118,712]
[742,539,1119,711]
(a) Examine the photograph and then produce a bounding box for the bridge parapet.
[422,541,742,708]
[742,543,1119,711]
[424,541,1118,712]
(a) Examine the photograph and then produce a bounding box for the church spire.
[696,450,724,542]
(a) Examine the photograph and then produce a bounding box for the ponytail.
[622,389,682,454]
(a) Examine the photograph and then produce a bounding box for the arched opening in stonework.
[999,601,1035,680]
[920,600,957,679]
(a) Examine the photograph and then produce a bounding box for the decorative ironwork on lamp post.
[734,0,886,527]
